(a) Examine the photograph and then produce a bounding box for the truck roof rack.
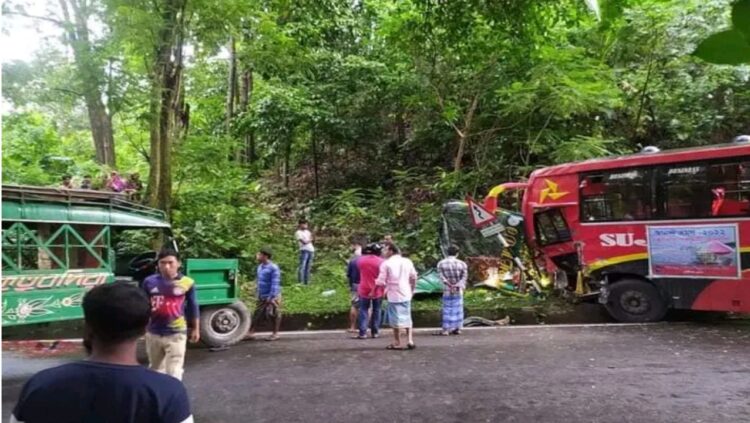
[2,185,166,222]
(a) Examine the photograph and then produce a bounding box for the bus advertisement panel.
[647,224,740,279]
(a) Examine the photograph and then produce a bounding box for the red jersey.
[357,254,385,299]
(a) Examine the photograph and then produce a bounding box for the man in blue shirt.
[10,282,194,423]
[346,237,363,332]
[247,247,282,341]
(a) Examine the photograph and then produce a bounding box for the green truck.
[1,185,250,347]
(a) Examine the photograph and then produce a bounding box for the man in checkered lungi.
[436,245,468,336]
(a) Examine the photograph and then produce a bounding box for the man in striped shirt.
[436,245,468,336]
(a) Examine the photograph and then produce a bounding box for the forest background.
[2,0,749,313]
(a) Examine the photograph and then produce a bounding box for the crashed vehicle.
[474,139,750,322]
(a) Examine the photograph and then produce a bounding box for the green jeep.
[1,185,250,347]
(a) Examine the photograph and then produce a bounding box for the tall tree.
[6,0,117,166]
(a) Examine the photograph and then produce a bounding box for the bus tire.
[199,301,251,347]
[605,279,668,323]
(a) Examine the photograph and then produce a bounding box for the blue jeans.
[358,297,382,337]
[298,250,314,284]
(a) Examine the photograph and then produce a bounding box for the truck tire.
[199,301,251,347]
[605,279,668,323]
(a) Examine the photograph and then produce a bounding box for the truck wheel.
[199,301,251,347]
[605,279,668,323]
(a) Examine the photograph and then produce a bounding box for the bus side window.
[707,161,750,216]
[580,169,653,222]
[663,164,711,218]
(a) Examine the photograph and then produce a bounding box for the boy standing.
[142,249,200,380]
[295,220,315,285]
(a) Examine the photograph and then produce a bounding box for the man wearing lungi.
[377,243,418,350]
[247,247,283,341]
[436,245,468,336]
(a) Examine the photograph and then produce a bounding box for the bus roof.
[530,142,750,178]
[1,185,170,228]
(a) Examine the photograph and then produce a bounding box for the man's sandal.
[386,344,405,350]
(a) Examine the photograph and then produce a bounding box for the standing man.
[377,243,418,350]
[436,245,468,336]
[346,238,363,333]
[247,247,283,341]
[354,243,384,339]
[295,219,315,285]
[142,249,200,381]
[11,283,194,423]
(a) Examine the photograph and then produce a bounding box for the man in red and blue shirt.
[142,249,200,380]
[354,243,385,339]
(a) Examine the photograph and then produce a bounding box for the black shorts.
[253,300,282,323]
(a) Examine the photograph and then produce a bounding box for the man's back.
[12,361,192,423]
[379,255,418,302]
[357,255,384,298]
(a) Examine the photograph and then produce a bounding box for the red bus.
[484,139,750,322]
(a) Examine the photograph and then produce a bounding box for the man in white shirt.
[376,243,418,350]
[295,219,315,285]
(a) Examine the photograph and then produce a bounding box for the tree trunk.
[239,68,255,163]
[312,131,320,197]
[83,93,116,166]
[147,0,187,217]
[226,36,237,137]
[284,140,292,189]
[452,94,480,172]
[59,0,116,167]
[146,84,161,207]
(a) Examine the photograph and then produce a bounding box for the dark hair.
[158,249,180,261]
[259,246,273,259]
[298,219,308,225]
[363,243,382,255]
[447,245,460,256]
[62,174,72,180]
[83,283,151,344]
[385,243,401,255]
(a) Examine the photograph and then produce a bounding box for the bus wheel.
[199,301,251,347]
[605,279,667,323]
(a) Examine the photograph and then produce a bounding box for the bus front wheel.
[605,279,668,323]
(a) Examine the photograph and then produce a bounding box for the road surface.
[3,322,750,422]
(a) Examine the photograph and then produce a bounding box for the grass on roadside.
[239,250,548,315]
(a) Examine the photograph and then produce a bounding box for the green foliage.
[695,0,750,64]
[4,0,750,315]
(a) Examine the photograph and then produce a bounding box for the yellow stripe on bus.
[588,253,649,272]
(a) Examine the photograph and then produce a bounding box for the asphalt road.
[3,322,750,423]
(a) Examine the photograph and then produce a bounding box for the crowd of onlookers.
[59,171,144,201]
